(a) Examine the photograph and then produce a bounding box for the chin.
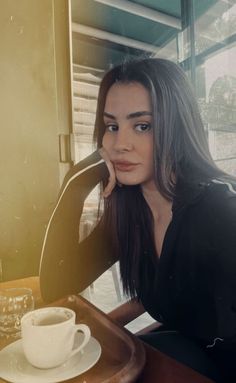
[119,181,140,186]
[116,175,142,186]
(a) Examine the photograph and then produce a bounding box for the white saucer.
[0,334,101,383]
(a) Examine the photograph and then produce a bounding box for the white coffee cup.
[21,307,91,369]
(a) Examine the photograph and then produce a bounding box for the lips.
[113,161,139,172]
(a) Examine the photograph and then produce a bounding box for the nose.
[113,129,133,152]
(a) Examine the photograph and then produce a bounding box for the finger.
[103,176,116,198]
[103,166,116,197]
[99,147,117,197]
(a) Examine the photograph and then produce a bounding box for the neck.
[141,180,172,222]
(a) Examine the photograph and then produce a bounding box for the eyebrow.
[103,111,152,120]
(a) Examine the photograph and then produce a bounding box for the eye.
[134,123,151,132]
[105,123,118,132]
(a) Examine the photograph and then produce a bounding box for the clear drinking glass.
[0,288,34,339]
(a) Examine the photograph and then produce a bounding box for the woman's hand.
[99,147,116,198]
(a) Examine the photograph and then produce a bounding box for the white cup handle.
[69,324,91,358]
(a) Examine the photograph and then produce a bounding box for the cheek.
[102,133,112,151]
[143,138,153,158]
[101,135,106,149]
[144,140,154,171]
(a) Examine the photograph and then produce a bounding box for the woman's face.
[102,82,154,187]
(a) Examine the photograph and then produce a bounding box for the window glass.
[192,1,236,175]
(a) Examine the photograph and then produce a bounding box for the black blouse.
[40,151,236,380]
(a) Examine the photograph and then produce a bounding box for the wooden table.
[0,277,214,383]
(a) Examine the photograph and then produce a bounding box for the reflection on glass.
[197,45,236,176]
[195,2,236,55]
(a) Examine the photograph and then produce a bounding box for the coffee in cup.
[21,307,91,369]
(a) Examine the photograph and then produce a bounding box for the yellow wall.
[0,0,72,280]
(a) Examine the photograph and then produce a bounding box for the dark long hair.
[93,58,227,298]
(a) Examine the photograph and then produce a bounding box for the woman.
[40,58,236,382]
